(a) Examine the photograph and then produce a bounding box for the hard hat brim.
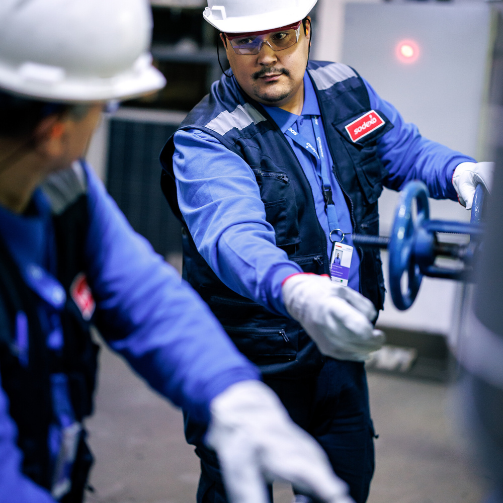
[0,54,166,104]
[203,0,317,34]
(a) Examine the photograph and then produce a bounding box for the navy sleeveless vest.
[0,163,99,502]
[161,61,392,377]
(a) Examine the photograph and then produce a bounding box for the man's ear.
[32,115,67,158]
[305,16,312,43]
[220,33,228,48]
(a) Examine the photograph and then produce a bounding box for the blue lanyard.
[285,116,343,242]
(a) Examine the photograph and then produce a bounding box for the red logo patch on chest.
[70,273,95,321]
[345,111,385,143]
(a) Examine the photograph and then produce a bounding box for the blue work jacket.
[0,161,258,502]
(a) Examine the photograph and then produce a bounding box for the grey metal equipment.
[454,15,503,497]
[352,182,487,311]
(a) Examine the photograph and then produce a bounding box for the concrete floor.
[85,343,489,503]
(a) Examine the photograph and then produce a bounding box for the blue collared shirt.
[173,73,474,317]
[261,73,360,292]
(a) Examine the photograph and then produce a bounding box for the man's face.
[222,18,311,109]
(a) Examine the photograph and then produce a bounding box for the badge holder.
[329,230,354,286]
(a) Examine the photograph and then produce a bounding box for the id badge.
[330,242,354,286]
[51,422,82,500]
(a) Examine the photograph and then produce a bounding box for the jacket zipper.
[253,170,289,184]
[223,324,291,340]
[292,254,324,266]
[279,329,289,342]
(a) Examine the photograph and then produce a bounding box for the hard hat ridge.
[203,0,318,34]
[0,0,166,103]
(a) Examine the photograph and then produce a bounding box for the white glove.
[206,380,354,503]
[282,274,384,361]
[452,161,494,209]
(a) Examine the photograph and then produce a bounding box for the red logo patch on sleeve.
[70,273,95,321]
[345,111,385,143]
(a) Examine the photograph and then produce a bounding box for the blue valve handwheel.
[471,183,487,225]
[389,181,430,310]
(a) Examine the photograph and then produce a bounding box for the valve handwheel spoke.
[389,181,430,310]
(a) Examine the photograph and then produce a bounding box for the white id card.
[330,242,354,286]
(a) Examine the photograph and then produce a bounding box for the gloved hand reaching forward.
[282,273,385,361]
[452,162,494,209]
[206,380,354,503]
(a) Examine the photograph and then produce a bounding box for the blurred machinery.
[452,15,503,496]
[342,2,497,379]
[105,109,185,257]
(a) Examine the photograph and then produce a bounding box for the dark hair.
[0,91,88,139]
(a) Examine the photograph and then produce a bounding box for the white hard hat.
[0,0,166,103]
[203,0,318,34]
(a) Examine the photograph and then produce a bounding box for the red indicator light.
[396,39,420,64]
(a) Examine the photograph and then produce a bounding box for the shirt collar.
[301,71,321,116]
[262,72,321,133]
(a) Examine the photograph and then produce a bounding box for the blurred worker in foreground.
[455,170,503,503]
[451,49,503,503]
[0,1,355,502]
[160,0,494,501]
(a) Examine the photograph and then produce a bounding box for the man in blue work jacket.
[0,1,357,503]
[160,0,494,502]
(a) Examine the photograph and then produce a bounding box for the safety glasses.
[226,21,302,55]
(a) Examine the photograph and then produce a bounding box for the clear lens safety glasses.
[226,21,302,55]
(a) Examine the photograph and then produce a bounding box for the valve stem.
[352,234,390,249]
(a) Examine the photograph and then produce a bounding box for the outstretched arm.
[83,161,259,424]
[173,129,301,317]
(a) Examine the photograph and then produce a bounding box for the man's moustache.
[252,68,290,80]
